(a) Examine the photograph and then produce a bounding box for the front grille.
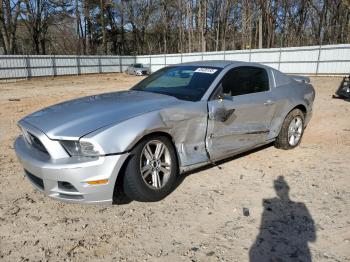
[25,170,44,190]
[27,132,48,154]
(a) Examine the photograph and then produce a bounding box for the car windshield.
[131,66,222,101]
[134,64,143,68]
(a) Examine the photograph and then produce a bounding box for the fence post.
[180,52,183,63]
[25,55,31,79]
[76,56,81,75]
[149,55,152,72]
[278,47,282,70]
[24,56,28,79]
[51,55,57,77]
[98,56,102,74]
[201,52,204,61]
[223,50,226,60]
[119,56,122,73]
[315,44,322,75]
[249,48,252,62]
[164,53,167,67]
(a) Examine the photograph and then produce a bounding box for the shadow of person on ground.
[249,176,316,262]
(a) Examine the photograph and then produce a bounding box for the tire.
[123,135,178,202]
[275,109,305,150]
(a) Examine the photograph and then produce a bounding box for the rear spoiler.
[290,75,310,84]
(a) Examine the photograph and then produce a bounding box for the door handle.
[264,100,274,106]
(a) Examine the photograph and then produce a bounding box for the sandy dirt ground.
[0,73,349,261]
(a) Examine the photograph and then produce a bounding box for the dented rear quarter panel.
[268,80,314,140]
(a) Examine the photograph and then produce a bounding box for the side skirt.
[179,139,275,174]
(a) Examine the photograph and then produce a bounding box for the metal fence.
[1,44,349,80]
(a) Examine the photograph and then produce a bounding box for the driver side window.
[221,66,269,97]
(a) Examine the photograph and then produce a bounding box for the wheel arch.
[282,103,308,126]
[269,102,308,140]
[131,131,175,148]
[293,104,307,117]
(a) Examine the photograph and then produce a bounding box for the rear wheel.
[123,135,178,202]
[275,109,305,149]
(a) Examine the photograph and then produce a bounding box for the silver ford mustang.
[14,61,315,204]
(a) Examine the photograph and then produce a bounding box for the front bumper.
[14,136,129,204]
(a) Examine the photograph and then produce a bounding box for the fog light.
[58,181,76,191]
[86,179,109,185]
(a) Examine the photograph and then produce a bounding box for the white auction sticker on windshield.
[194,68,218,74]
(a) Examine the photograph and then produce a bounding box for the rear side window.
[221,66,269,96]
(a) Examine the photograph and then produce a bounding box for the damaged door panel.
[206,66,276,161]
[207,93,276,160]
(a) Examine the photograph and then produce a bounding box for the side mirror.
[217,88,232,101]
[212,83,233,101]
[218,93,233,101]
[217,93,224,100]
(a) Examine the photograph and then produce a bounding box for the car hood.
[21,90,181,139]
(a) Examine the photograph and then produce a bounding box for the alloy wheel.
[140,140,172,189]
[288,116,303,146]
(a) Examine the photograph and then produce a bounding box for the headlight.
[60,140,101,157]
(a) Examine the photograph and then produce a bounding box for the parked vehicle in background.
[14,61,315,204]
[126,64,151,76]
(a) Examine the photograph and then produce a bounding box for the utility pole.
[258,10,262,49]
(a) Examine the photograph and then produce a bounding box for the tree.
[1,0,349,55]
[0,0,22,54]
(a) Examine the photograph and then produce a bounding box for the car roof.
[176,60,273,70]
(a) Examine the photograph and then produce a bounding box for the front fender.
[83,111,171,155]
[83,101,209,168]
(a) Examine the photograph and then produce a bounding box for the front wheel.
[123,135,178,202]
[275,109,305,149]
